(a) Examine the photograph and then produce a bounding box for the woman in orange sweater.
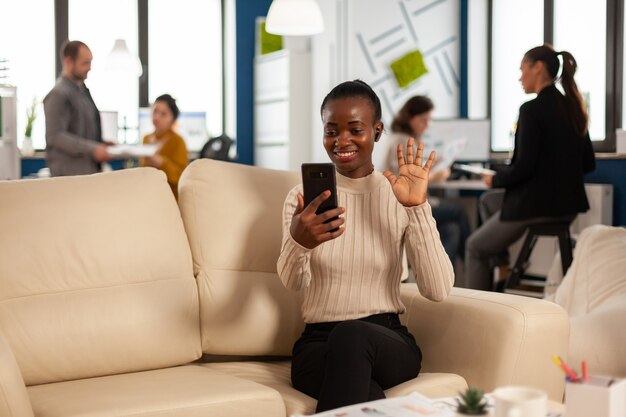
[141,94,188,198]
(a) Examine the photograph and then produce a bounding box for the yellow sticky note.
[390,50,428,88]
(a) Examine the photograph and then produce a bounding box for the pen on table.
[552,355,580,382]
[581,360,588,383]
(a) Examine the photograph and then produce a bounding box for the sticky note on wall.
[390,50,428,88]
[260,21,283,55]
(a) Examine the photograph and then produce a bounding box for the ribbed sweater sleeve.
[277,186,313,291]
[405,203,455,301]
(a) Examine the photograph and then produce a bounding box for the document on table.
[291,392,455,417]
[107,144,158,157]
[429,395,562,417]
[452,163,496,176]
[421,137,467,175]
[291,393,562,417]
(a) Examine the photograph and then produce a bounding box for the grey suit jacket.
[44,76,103,176]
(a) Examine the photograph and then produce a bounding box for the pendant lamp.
[265,0,324,36]
[105,39,143,77]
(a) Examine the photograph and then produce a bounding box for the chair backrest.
[200,134,234,161]
[0,169,201,385]
[178,159,304,356]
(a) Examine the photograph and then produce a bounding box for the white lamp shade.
[266,0,324,36]
[105,39,143,77]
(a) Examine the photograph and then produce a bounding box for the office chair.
[200,134,234,161]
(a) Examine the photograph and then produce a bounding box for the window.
[149,0,222,151]
[69,0,140,143]
[554,0,607,141]
[0,0,55,150]
[491,0,544,152]
[467,0,488,119]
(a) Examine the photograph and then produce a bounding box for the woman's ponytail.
[524,45,589,137]
[557,50,588,136]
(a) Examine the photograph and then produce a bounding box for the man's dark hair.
[60,40,89,61]
[155,94,180,120]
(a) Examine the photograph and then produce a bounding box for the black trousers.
[291,313,422,412]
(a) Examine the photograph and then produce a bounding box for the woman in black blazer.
[465,44,595,291]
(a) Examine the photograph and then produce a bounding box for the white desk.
[429,179,488,191]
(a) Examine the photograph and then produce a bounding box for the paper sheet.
[107,144,158,158]
[421,137,467,175]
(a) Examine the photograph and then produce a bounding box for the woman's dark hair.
[155,94,180,120]
[524,44,588,136]
[320,79,382,122]
[390,96,434,135]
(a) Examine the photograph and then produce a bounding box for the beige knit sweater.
[277,171,454,323]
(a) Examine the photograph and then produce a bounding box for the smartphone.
[301,163,339,229]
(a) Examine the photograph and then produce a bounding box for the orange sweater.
[141,129,188,198]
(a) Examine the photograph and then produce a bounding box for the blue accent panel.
[235,0,273,165]
[584,159,626,226]
[21,157,127,178]
[21,158,47,177]
[460,0,468,117]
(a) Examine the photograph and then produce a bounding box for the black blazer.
[493,85,596,221]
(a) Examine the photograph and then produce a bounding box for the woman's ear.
[374,122,384,142]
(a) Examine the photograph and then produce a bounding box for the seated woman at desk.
[465,44,595,291]
[141,94,188,198]
[278,80,453,412]
[385,96,470,267]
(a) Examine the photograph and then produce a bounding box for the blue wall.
[235,0,272,165]
[585,159,626,226]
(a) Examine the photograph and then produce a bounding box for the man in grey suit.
[44,40,111,176]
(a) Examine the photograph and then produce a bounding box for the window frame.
[54,0,228,138]
[487,0,623,154]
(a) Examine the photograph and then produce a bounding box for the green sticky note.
[390,50,428,88]
[260,22,283,55]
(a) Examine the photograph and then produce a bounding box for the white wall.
[311,0,461,165]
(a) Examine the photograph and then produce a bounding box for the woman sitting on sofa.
[277,80,454,412]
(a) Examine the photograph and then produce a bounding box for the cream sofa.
[0,160,568,417]
[547,224,626,377]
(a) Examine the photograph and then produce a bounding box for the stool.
[503,220,574,291]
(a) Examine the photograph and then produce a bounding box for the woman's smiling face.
[322,96,383,179]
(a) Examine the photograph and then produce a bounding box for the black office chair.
[200,134,234,161]
[502,218,575,292]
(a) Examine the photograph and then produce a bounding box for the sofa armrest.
[0,332,34,417]
[568,293,626,378]
[400,285,569,401]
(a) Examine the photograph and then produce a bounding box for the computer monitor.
[138,108,208,152]
[425,119,491,162]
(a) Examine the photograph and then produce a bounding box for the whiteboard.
[424,119,491,161]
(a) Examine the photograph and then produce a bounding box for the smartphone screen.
[301,163,338,228]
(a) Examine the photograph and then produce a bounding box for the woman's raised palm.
[382,137,435,207]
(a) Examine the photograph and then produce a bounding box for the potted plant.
[456,387,488,415]
[22,97,37,156]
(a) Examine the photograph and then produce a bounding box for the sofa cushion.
[0,332,34,417]
[554,225,626,315]
[552,225,626,376]
[27,365,285,417]
[179,160,304,356]
[0,169,201,385]
[202,361,467,416]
